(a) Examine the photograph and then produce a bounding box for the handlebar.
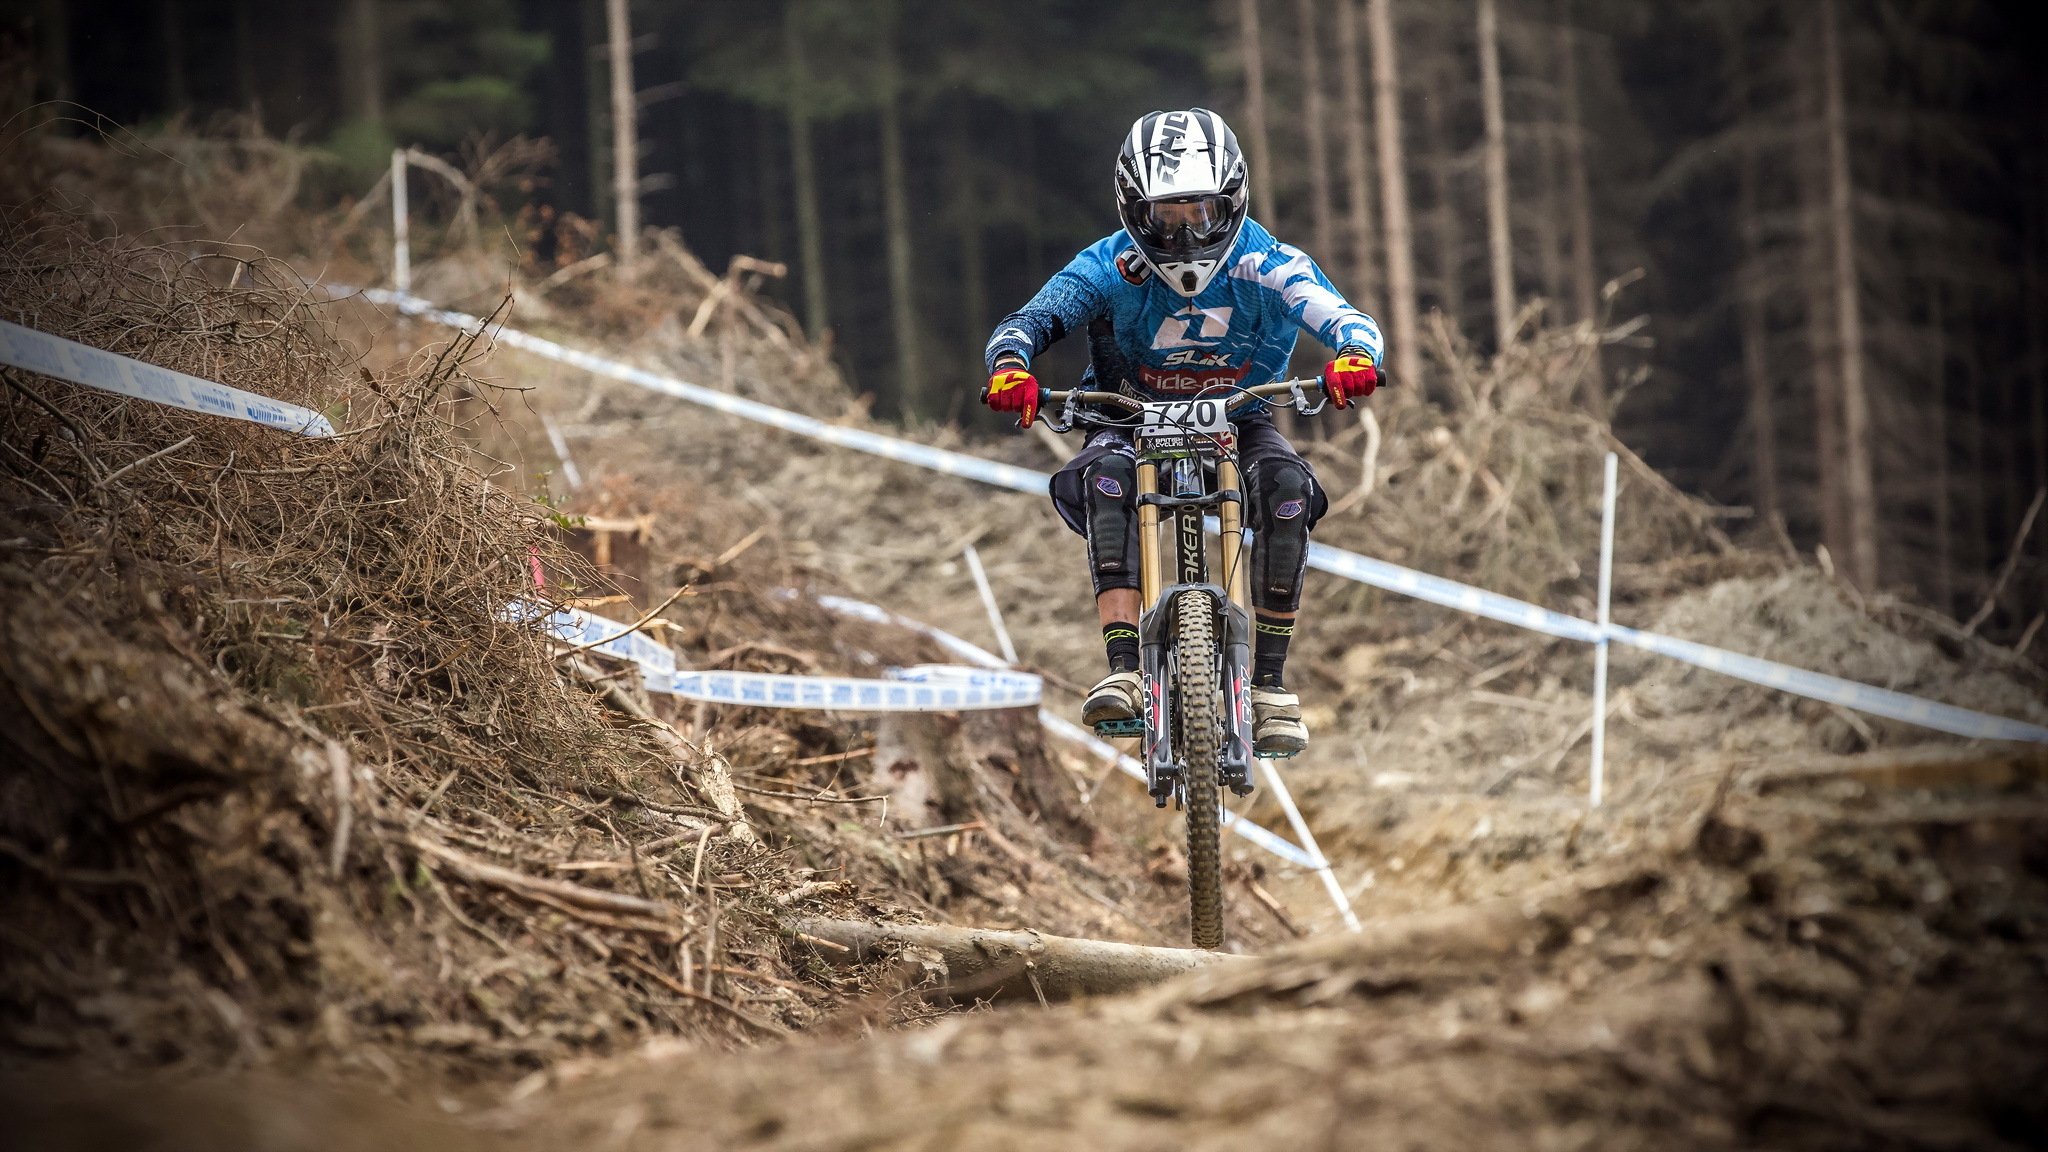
[1039,377,1329,417]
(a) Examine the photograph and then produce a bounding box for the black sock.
[1103,622,1141,674]
[1253,613,1294,687]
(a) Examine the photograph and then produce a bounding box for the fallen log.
[790,918,1247,1003]
[1135,862,1664,1014]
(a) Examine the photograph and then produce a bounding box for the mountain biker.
[982,107,1383,756]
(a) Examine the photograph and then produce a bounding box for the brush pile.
[0,211,870,1080]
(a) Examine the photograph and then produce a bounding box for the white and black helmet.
[1115,108,1250,298]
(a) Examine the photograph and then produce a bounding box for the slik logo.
[1161,348,1233,369]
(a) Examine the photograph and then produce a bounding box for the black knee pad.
[1082,450,1140,593]
[1249,458,1315,612]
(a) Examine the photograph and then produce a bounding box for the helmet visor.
[1136,195,1235,253]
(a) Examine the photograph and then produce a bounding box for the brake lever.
[1036,391,1078,434]
[1289,381,1329,417]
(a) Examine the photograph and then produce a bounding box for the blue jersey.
[984,219,1382,403]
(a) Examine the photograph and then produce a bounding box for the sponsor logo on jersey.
[1161,348,1235,369]
[1149,305,1235,350]
[1137,365,1249,395]
[1275,498,1305,520]
[1115,249,1152,285]
[1095,475,1124,499]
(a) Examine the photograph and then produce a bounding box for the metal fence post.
[390,148,410,295]
[1590,451,1617,807]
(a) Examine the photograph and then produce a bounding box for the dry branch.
[412,837,674,919]
[790,918,1245,1002]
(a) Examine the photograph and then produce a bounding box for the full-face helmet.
[1114,108,1250,297]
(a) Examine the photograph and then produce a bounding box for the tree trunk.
[1534,108,1564,307]
[2015,183,2045,605]
[785,2,831,339]
[1367,0,1421,391]
[1334,0,1379,307]
[1728,11,1776,526]
[1423,81,1461,330]
[1930,287,1952,613]
[792,918,1242,1002]
[606,0,640,278]
[338,0,382,126]
[1821,0,1876,588]
[1557,4,1602,413]
[160,0,189,112]
[757,107,786,265]
[1296,0,1336,263]
[950,109,989,400]
[871,714,971,831]
[871,708,1088,845]
[1796,14,1846,570]
[877,0,926,418]
[35,0,70,104]
[233,0,257,113]
[584,0,610,231]
[1477,0,1516,352]
[1963,307,1989,588]
[1239,0,1275,209]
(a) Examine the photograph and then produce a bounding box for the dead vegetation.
[0,211,874,1081]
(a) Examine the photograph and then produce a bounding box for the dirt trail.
[12,749,2045,1150]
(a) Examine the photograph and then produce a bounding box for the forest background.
[8,0,2047,643]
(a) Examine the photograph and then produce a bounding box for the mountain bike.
[1041,378,1330,949]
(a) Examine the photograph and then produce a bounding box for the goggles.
[1136,195,1235,250]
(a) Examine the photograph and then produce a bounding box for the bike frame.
[1133,440,1256,806]
[1041,379,1328,809]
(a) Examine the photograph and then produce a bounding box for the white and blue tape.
[342,293,2048,746]
[1305,544,1605,644]
[1606,624,2048,743]
[525,597,1041,712]
[533,604,678,675]
[0,319,336,437]
[666,665,1041,711]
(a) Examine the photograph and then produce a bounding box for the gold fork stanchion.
[1137,461,1162,610]
[1216,459,1251,611]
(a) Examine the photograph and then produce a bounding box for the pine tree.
[785,2,830,338]
[1368,0,1421,390]
[1477,0,1516,351]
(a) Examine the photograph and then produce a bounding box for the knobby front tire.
[1173,588,1226,950]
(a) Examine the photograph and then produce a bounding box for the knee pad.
[1249,458,1315,611]
[1082,450,1140,593]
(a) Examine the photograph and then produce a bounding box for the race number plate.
[1137,398,1232,453]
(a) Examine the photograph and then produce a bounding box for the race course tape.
[1606,624,2048,744]
[0,319,336,437]
[374,289,2048,746]
[667,665,1042,712]
[535,598,1040,712]
[536,604,677,675]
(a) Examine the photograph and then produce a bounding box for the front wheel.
[1173,588,1225,950]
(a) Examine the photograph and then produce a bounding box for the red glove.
[984,366,1041,428]
[1321,351,1379,409]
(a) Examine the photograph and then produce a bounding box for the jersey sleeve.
[1235,242,1385,362]
[983,245,1115,373]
